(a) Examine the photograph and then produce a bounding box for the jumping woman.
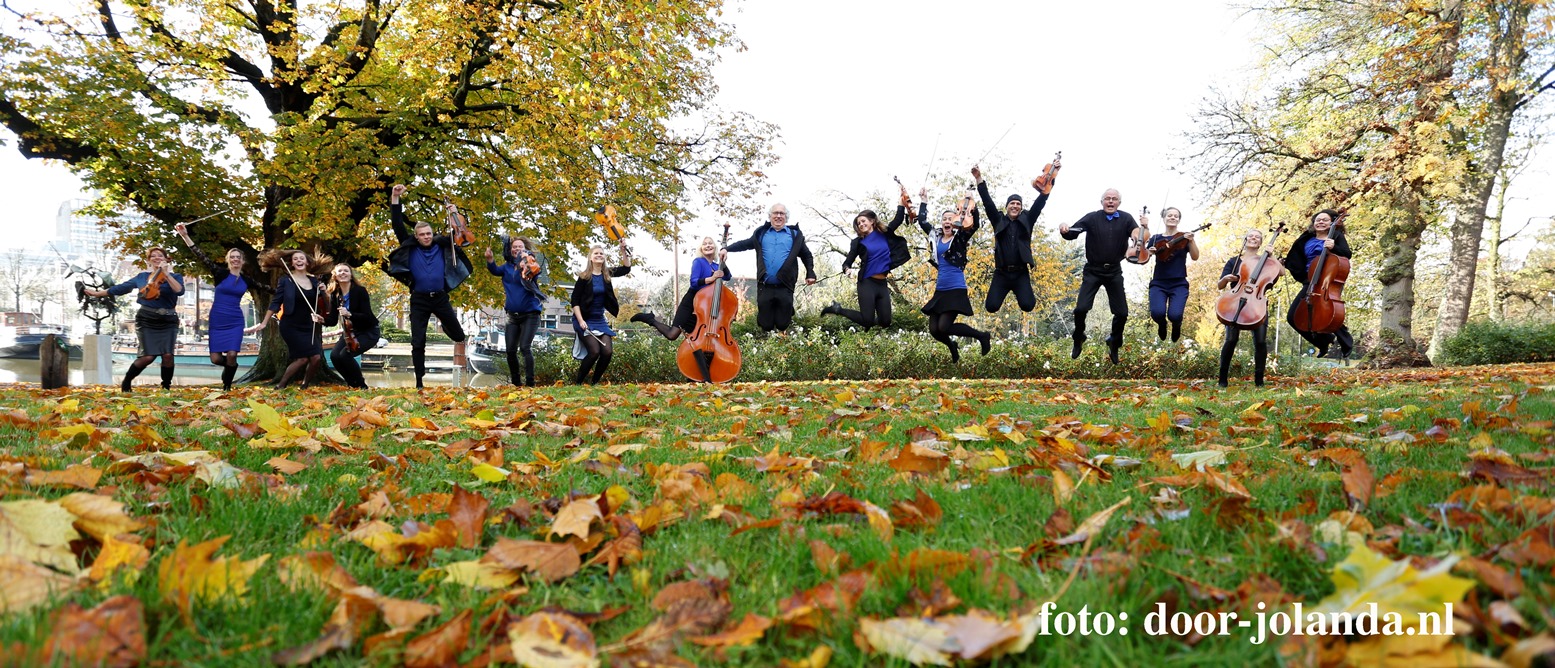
[174,223,253,391]
[1145,207,1200,343]
[569,241,631,384]
[258,249,332,389]
[486,236,547,387]
[1217,229,1278,388]
[822,186,926,328]
[324,263,380,389]
[921,200,992,362]
[631,236,728,382]
[1284,209,1354,359]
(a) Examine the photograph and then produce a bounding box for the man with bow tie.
[1060,189,1137,364]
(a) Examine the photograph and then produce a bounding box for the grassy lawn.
[1,364,1552,666]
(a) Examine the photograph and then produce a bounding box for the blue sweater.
[108,271,185,310]
[487,260,543,314]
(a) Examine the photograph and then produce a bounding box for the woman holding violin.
[921,196,992,362]
[83,247,185,391]
[1217,229,1279,387]
[258,249,332,389]
[486,236,547,387]
[822,184,925,329]
[174,223,252,391]
[1145,207,1200,343]
[569,241,631,384]
[324,263,379,389]
[1283,209,1354,359]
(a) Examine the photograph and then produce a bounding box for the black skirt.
[279,315,323,360]
[921,288,973,317]
[135,309,180,356]
[672,289,702,331]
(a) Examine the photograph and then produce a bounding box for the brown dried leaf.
[507,612,599,668]
[41,595,145,668]
[890,489,943,529]
[689,612,773,647]
[550,496,603,541]
[403,609,472,668]
[447,486,490,549]
[483,538,581,583]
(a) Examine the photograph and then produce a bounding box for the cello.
[1216,223,1288,329]
[1289,214,1350,335]
[676,222,741,384]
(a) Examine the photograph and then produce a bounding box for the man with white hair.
[724,203,817,333]
[1060,189,1137,364]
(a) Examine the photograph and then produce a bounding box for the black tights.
[928,313,985,362]
[209,351,240,391]
[575,335,614,384]
[1218,323,1269,386]
[505,313,541,386]
[121,354,175,391]
[277,354,323,389]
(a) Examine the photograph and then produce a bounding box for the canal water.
[0,357,513,389]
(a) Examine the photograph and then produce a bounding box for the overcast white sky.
[3,0,1551,287]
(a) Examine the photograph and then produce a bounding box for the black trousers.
[832,276,892,328]
[755,283,795,332]
[505,312,541,386]
[330,327,380,388]
[1286,286,1354,355]
[1219,322,1268,385]
[1073,263,1127,342]
[985,265,1036,313]
[408,291,466,378]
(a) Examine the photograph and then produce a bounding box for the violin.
[1215,222,1289,329]
[315,278,333,321]
[1289,213,1350,334]
[1126,206,1152,265]
[677,223,741,384]
[953,186,977,229]
[1149,223,1213,263]
[1031,151,1061,195]
[519,250,542,282]
[141,266,170,300]
[893,176,917,222]
[596,204,627,243]
[339,294,361,353]
[444,197,476,247]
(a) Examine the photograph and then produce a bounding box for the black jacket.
[387,202,474,292]
[724,222,817,289]
[842,204,923,275]
[569,266,632,316]
[923,209,981,269]
[1062,210,1139,265]
[325,283,380,331]
[978,182,1050,268]
[1283,227,1351,284]
[266,273,325,323]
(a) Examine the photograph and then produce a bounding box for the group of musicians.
[92,167,1352,391]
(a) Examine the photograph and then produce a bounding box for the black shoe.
[1157,322,1168,340]
[1218,380,1229,389]
[1315,345,1330,359]
[1105,336,1120,364]
[822,301,841,316]
[120,380,132,393]
[978,333,992,356]
[949,343,960,363]
[1337,344,1353,360]
[1071,338,1085,359]
[629,312,655,325]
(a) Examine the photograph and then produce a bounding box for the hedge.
[1437,319,1555,366]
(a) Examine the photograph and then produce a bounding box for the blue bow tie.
[1106,212,1120,221]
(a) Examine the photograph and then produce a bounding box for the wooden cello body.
[1289,247,1350,335]
[676,223,741,383]
[1215,223,1288,329]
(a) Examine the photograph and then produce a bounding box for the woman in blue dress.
[82,247,184,391]
[175,223,257,391]
[568,241,631,384]
[258,249,331,389]
[920,201,991,362]
[631,235,728,382]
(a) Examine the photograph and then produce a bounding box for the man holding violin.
[973,162,1053,314]
[387,183,474,389]
[724,203,817,334]
[1060,189,1138,364]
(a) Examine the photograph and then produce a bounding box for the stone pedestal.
[82,334,114,386]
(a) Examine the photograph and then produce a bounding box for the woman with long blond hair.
[174,223,257,391]
[258,248,332,389]
[82,247,184,391]
[568,240,631,384]
[323,263,379,389]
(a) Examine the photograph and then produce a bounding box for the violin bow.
[921,133,940,186]
[974,123,1016,166]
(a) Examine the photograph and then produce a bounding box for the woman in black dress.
[258,249,332,389]
[83,247,184,391]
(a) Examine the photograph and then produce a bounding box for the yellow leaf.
[1052,468,1075,506]
[58,492,143,542]
[1170,450,1228,472]
[1311,540,1474,628]
[508,612,599,668]
[471,463,510,483]
[0,498,82,574]
[87,535,150,587]
[858,617,953,666]
[862,501,894,543]
[157,536,270,614]
[0,554,78,614]
[550,497,602,541]
[438,560,521,590]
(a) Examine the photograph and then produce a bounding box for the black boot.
[221,364,238,391]
[1105,337,1121,365]
[159,365,175,389]
[821,301,841,316]
[1071,336,1085,360]
[1170,320,1182,343]
[948,341,960,363]
[1157,320,1168,341]
[120,363,147,392]
[978,332,992,356]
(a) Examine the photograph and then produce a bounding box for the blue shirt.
[934,237,966,291]
[688,257,723,295]
[860,232,891,278]
[760,227,795,284]
[410,244,446,292]
[1304,237,1328,263]
[1149,234,1189,282]
[488,261,542,314]
[107,271,185,310]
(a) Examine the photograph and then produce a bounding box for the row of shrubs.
[1437,319,1555,366]
[482,318,1298,385]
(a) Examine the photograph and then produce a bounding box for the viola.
[676,223,741,384]
[953,186,977,229]
[315,277,332,321]
[1289,214,1350,334]
[1215,223,1289,329]
[1126,206,1152,265]
[1031,151,1061,195]
[339,292,361,353]
[519,250,542,282]
[1149,223,1213,263]
[141,266,170,299]
[444,197,476,247]
[596,204,627,243]
[893,176,917,222]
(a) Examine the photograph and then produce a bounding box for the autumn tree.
[0,0,777,379]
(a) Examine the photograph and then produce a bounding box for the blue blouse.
[107,271,185,310]
[934,237,966,291]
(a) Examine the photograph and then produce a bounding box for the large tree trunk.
[1429,0,1531,357]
